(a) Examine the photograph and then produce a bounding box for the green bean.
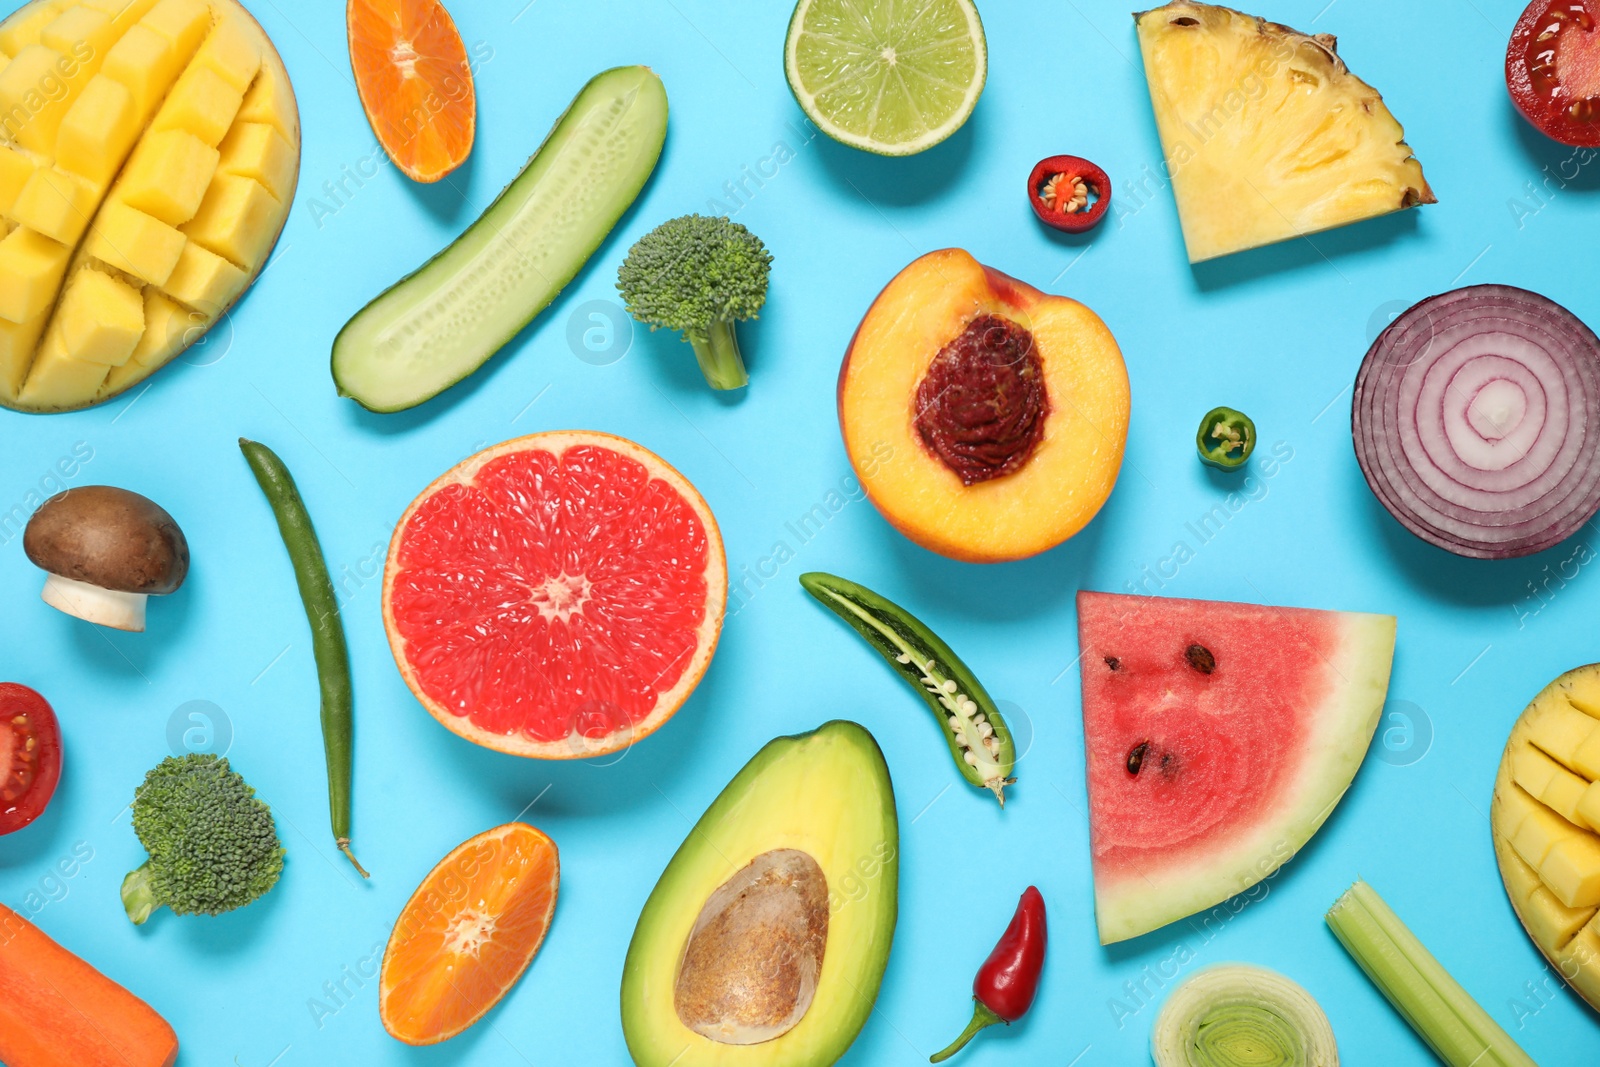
[239,439,367,878]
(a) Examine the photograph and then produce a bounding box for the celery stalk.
[1326,880,1537,1067]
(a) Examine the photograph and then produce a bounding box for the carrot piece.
[0,903,178,1067]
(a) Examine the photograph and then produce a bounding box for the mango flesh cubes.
[1493,664,1600,1013]
[0,0,298,412]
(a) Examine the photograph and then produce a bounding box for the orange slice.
[379,823,559,1045]
[346,0,476,183]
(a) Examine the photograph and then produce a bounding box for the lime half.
[784,0,986,156]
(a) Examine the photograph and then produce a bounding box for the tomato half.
[0,684,62,835]
[1508,1,1600,146]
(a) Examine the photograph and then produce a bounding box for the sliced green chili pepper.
[1196,406,1256,470]
[240,439,367,878]
[800,572,1017,805]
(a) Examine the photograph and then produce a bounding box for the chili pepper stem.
[338,839,370,879]
[930,1001,1005,1063]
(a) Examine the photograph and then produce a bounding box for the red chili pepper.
[930,886,1047,1062]
[1028,155,1110,233]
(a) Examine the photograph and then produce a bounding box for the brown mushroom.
[23,486,189,632]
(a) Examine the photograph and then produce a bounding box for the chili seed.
[1186,644,1216,674]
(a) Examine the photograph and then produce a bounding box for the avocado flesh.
[622,720,899,1067]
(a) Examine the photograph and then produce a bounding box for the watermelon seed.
[1105,656,1121,671]
[1185,644,1216,674]
[1127,741,1150,775]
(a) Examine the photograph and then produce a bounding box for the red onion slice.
[1352,285,1600,559]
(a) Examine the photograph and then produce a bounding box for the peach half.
[839,249,1129,563]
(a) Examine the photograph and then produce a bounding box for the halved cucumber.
[332,66,668,412]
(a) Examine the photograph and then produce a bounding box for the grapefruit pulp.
[383,432,726,758]
[379,822,559,1044]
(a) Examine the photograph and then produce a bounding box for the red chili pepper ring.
[1028,155,1111,233]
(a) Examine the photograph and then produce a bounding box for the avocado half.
[621,720,899,1066]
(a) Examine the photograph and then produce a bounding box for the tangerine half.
[347,0,476,183]
[379,822,559,1045]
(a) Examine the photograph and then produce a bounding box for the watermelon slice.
[1076,591,1395,944]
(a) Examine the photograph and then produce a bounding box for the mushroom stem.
[42,574,148,632]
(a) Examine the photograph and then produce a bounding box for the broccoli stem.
[689,320,750,390]
[121,864,159,926]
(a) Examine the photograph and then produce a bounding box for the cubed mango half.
[0,0,299,411]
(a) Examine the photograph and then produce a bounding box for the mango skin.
[837,248,1130,563]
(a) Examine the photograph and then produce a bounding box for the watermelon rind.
[1077,592,1396,944]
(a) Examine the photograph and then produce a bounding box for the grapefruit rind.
[382,431,727,760]
[1077,591,1395,944]
[378,821,560,1045]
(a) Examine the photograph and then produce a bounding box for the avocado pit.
[674,848,829,1045]
[913,314,1049,485]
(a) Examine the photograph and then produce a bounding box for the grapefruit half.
[382,432,726,758]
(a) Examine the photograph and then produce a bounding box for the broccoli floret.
[121,754,284,925]
[616,214,772,390]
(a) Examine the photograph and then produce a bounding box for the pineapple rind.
[1134,1,1432,263]
[1493,663,1600,1013]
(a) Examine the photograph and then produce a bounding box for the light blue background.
[2,0,1597,1062]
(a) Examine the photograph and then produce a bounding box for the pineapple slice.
[1493,663,1600,1013]
[1134,2,1433,263]
[0,0,299,412]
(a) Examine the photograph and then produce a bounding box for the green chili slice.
[1196,407,1256,470]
